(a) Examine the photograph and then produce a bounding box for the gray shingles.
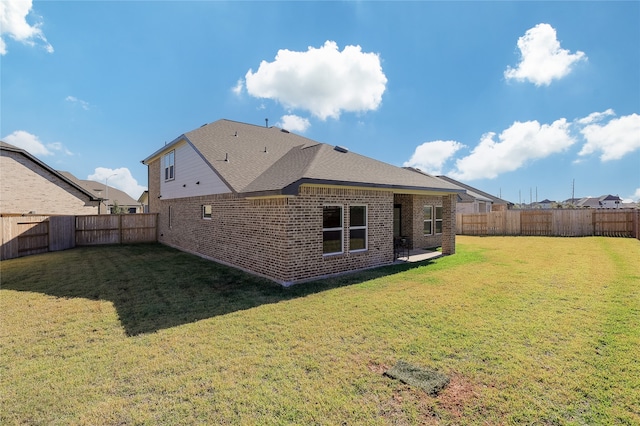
[154,119,463,196]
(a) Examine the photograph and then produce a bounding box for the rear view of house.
[143,119,462,285]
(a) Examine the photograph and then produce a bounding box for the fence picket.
[1,214,158,260]
[457,209,638,239]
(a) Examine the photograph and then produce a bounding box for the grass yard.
[1,236,639,425]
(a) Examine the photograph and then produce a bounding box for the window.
[349,205,367,251]
[423,205,433,235]
[323,205,343,255]
[168,205,173,229]
[202,204,212,219]
[163,150,175,181]
[435,206,443,234]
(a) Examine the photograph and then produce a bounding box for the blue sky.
[2,1,639,203]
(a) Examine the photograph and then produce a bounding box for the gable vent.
[334,145,349,153]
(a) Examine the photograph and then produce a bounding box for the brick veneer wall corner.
[441,193,456,255]
[151,185,396,284]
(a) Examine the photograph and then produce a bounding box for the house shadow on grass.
[2,243,437,336]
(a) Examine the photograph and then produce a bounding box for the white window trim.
[435,206,443,235]
[424,205,433,236]
[349,204,368,252]
[323,204,344,256]
[202,204,212,220]
[164,150,175,182]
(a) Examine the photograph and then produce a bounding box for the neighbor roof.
[143,119,464,197]
[436,175,513,205]
[1,141,100,201]
[58,171,139,205]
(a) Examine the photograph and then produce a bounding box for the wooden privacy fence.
[456,209,639,238]
[1,214,157,260]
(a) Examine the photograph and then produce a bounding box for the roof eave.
[141,134,186,165]
[242,179,465,198]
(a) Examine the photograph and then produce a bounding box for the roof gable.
[1,141,99,201]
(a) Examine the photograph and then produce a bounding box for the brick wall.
[441,193,456,255]
[147,156,457,284]
[0,151,99,215]
[393,194,446,249]
[150,182,395,284]
[148,159,161,217]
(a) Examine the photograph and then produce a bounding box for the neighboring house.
[59,172,143,214]
[138,191,149,213]
[435,175,513,213]
[142,119,463,285]
[533,199,554,209]
[0,141,100,215]
[575,195,624,209]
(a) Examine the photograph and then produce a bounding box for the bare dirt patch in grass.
[436,372,481,419]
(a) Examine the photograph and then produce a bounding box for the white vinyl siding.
[160,141,231,200]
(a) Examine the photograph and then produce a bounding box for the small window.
[349,205,367,251]
[168,205,173,229]
[163,150,175,181]
[423,205,433,235]
[202,204,212,219]
[323,205,343,255]
[435,206,443,234]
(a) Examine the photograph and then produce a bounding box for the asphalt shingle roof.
[58,171,139,205]
[144,119,463,196]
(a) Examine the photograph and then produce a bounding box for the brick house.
[0,141,100,215]
[142,119,463,285]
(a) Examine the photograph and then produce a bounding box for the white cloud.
[403,140,465,175]
[450,119,575,180]
[0,0,53,55]
[577,112,640,161]
[88,167,147,200]
[2,130,73,157]
[277,115,311,133]
[65,95,90,110]
[231,79,243,96]
[504,23,586,86]
[576,108,615,125]
[244,40,387,120]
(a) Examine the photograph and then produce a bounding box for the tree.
[110,200,128,214]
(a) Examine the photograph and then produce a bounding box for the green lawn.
[1,236,639,425]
